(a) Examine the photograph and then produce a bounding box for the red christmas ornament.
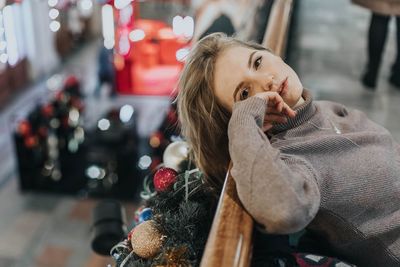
[24,135,38,148]
[38,126,48,138]
[64,75,79,88]
[167,109,177,124]
[41,104,54,118]
[70,97,84,111]
[17,120,31,136]
[55,91,66,102]
[153,167,177,192]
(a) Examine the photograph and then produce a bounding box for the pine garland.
[113,169,218,267]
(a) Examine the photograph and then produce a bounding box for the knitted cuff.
[230,97,267,127]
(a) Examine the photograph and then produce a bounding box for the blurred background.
[0,0,399,266]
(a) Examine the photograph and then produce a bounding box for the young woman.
[177,33,400,266]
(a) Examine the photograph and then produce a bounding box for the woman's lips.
[280,77,289,96]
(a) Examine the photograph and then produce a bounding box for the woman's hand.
[254,92,297,131]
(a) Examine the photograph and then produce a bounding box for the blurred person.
[352,0,400,89]
[177,33,400,266]
[95,46,116,97]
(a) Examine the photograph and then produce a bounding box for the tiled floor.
[0,0,400,267]
[0,41,168,266]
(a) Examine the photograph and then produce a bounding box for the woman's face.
[213,46,303,111]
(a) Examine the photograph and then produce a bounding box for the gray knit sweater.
[227,89,400,266]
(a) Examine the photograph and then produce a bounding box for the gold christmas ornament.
[130,220,163,259]
[163,141,190,172]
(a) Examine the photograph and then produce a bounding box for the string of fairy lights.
[0,4,26,67]
[48,0,94,33]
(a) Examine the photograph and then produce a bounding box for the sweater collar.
[268,89,316,135]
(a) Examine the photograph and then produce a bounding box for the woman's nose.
[256,74,275,92]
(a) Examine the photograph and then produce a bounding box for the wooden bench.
[200,1,294,266]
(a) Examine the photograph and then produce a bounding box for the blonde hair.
[177,33,269,192]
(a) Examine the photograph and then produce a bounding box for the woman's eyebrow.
[248,51,257,68]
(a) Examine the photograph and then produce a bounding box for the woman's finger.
[275,101,283,113]
[256,92,296,117]
[267,103,295,117]
[264,114,288,124]
[282,103,297,118]
[265,92,283,105]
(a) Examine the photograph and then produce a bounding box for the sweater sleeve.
[228,97,321,234]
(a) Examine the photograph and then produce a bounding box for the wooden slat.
[263,0,293,57]
[200,167,254,267]
[200,1,294,267]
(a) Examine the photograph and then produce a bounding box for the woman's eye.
[254,56,262,70]
[240,88,249,100]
